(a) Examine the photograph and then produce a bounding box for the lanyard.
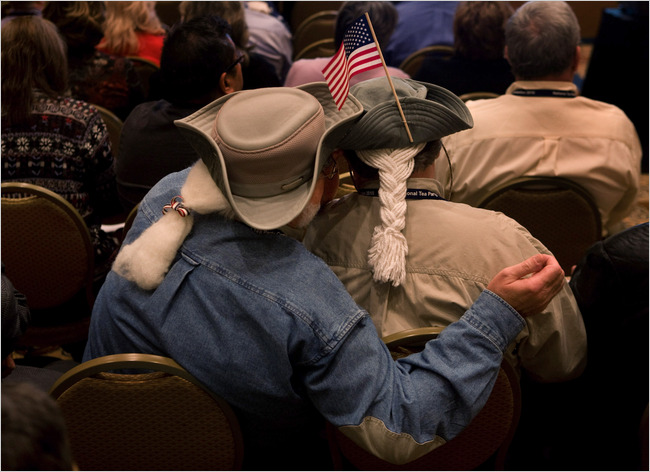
[358,188,447,200]
[512,88,577,98]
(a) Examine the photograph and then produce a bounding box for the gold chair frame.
[50,353,245,470]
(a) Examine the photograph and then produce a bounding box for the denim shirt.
[84,168,525,467]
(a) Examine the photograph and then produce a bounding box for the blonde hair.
[1,16,68,125]
[98,1,165,56]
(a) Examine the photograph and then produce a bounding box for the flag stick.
[364,12,413,143]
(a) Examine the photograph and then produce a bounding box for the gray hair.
[505,1,580,79]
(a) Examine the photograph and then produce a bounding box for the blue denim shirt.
[85,168,525,467]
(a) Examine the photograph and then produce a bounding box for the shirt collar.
[506,80,578,95]
[357,177,444,195]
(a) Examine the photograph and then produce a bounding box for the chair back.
[328,327,521,470]
[459,91,500,102]
[294,37,337,60]
[477,176,603,274]
[1,183,95,310]
[336,172,356,198]
[50,353,244,471]
[399,45,454,76]
[292,10,337,60]
[92,103,124,154]
[289,2,343,35]
[121,203,140,243]
[127,56,160,100]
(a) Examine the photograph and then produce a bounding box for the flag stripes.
[322,15,382,109]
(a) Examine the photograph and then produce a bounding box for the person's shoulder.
[283,58,328,86]
[124,99,171,122]
[245,7,290,34]
[139,167,192,212]
[35,95,106,124]
[437,201,544,246]
[575,94,634,118]
[461,93,510,117]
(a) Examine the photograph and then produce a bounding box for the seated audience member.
[1,16,121,270]
[383,1,457,68]
[508,222,649,470]
[96,1,166,67]
[2,382,75,471]
[566,222,649,470]
[303,77,586,383]
[179,1,281,89]
[413,1,515,96]
[84,84,566,469]
[244,1,293,83]
[43,1,146,121]
[437,1,642,236]
[115,15,243,209]
[284,1,409,87]
[2,265,78,392]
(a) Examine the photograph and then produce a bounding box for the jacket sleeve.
[305,290,525,465]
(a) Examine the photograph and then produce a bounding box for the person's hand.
[487,254,565,318]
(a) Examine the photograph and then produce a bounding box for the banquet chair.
[399,45,454,76]
[477,176,603,274]
[121,202,140,243]
[292,10,337,60]
[336,172,356,198]
[49,353,244,471]
[289,2,342,37]
[92,103,123,154]
[294,37,337,60]
[1,182,94,353]
[459,91,500,102]
[327,327,521,470]
[127,56,160,100]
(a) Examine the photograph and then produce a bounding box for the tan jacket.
[303,178,587,382]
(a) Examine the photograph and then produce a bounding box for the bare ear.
[219,72,236,95]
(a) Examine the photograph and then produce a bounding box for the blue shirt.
[384,1,458,67]
[85,167,525,468]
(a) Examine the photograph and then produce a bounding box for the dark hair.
[1,16,68,125]
[1,382,74,471]
[179,1,250,51]
[42,1,106,56]
[454,1,514,61]
[505,1,580,79]
[160,15,235,104]
[335,2,397,50]
[343,140,443,181]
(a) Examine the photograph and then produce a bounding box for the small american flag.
[322,15,382,109]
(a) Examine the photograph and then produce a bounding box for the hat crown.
[212,88,325,197]
[351,79,427,108]
[174,83,364,230]
[339,78,474,150]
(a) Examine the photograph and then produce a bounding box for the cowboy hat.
[175,83,363,230]
[337,78,473,150]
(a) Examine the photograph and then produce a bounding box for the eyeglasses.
[225,52,245,73]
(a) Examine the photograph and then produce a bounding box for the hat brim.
[175,83,363,230]
[338,80,474,150]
